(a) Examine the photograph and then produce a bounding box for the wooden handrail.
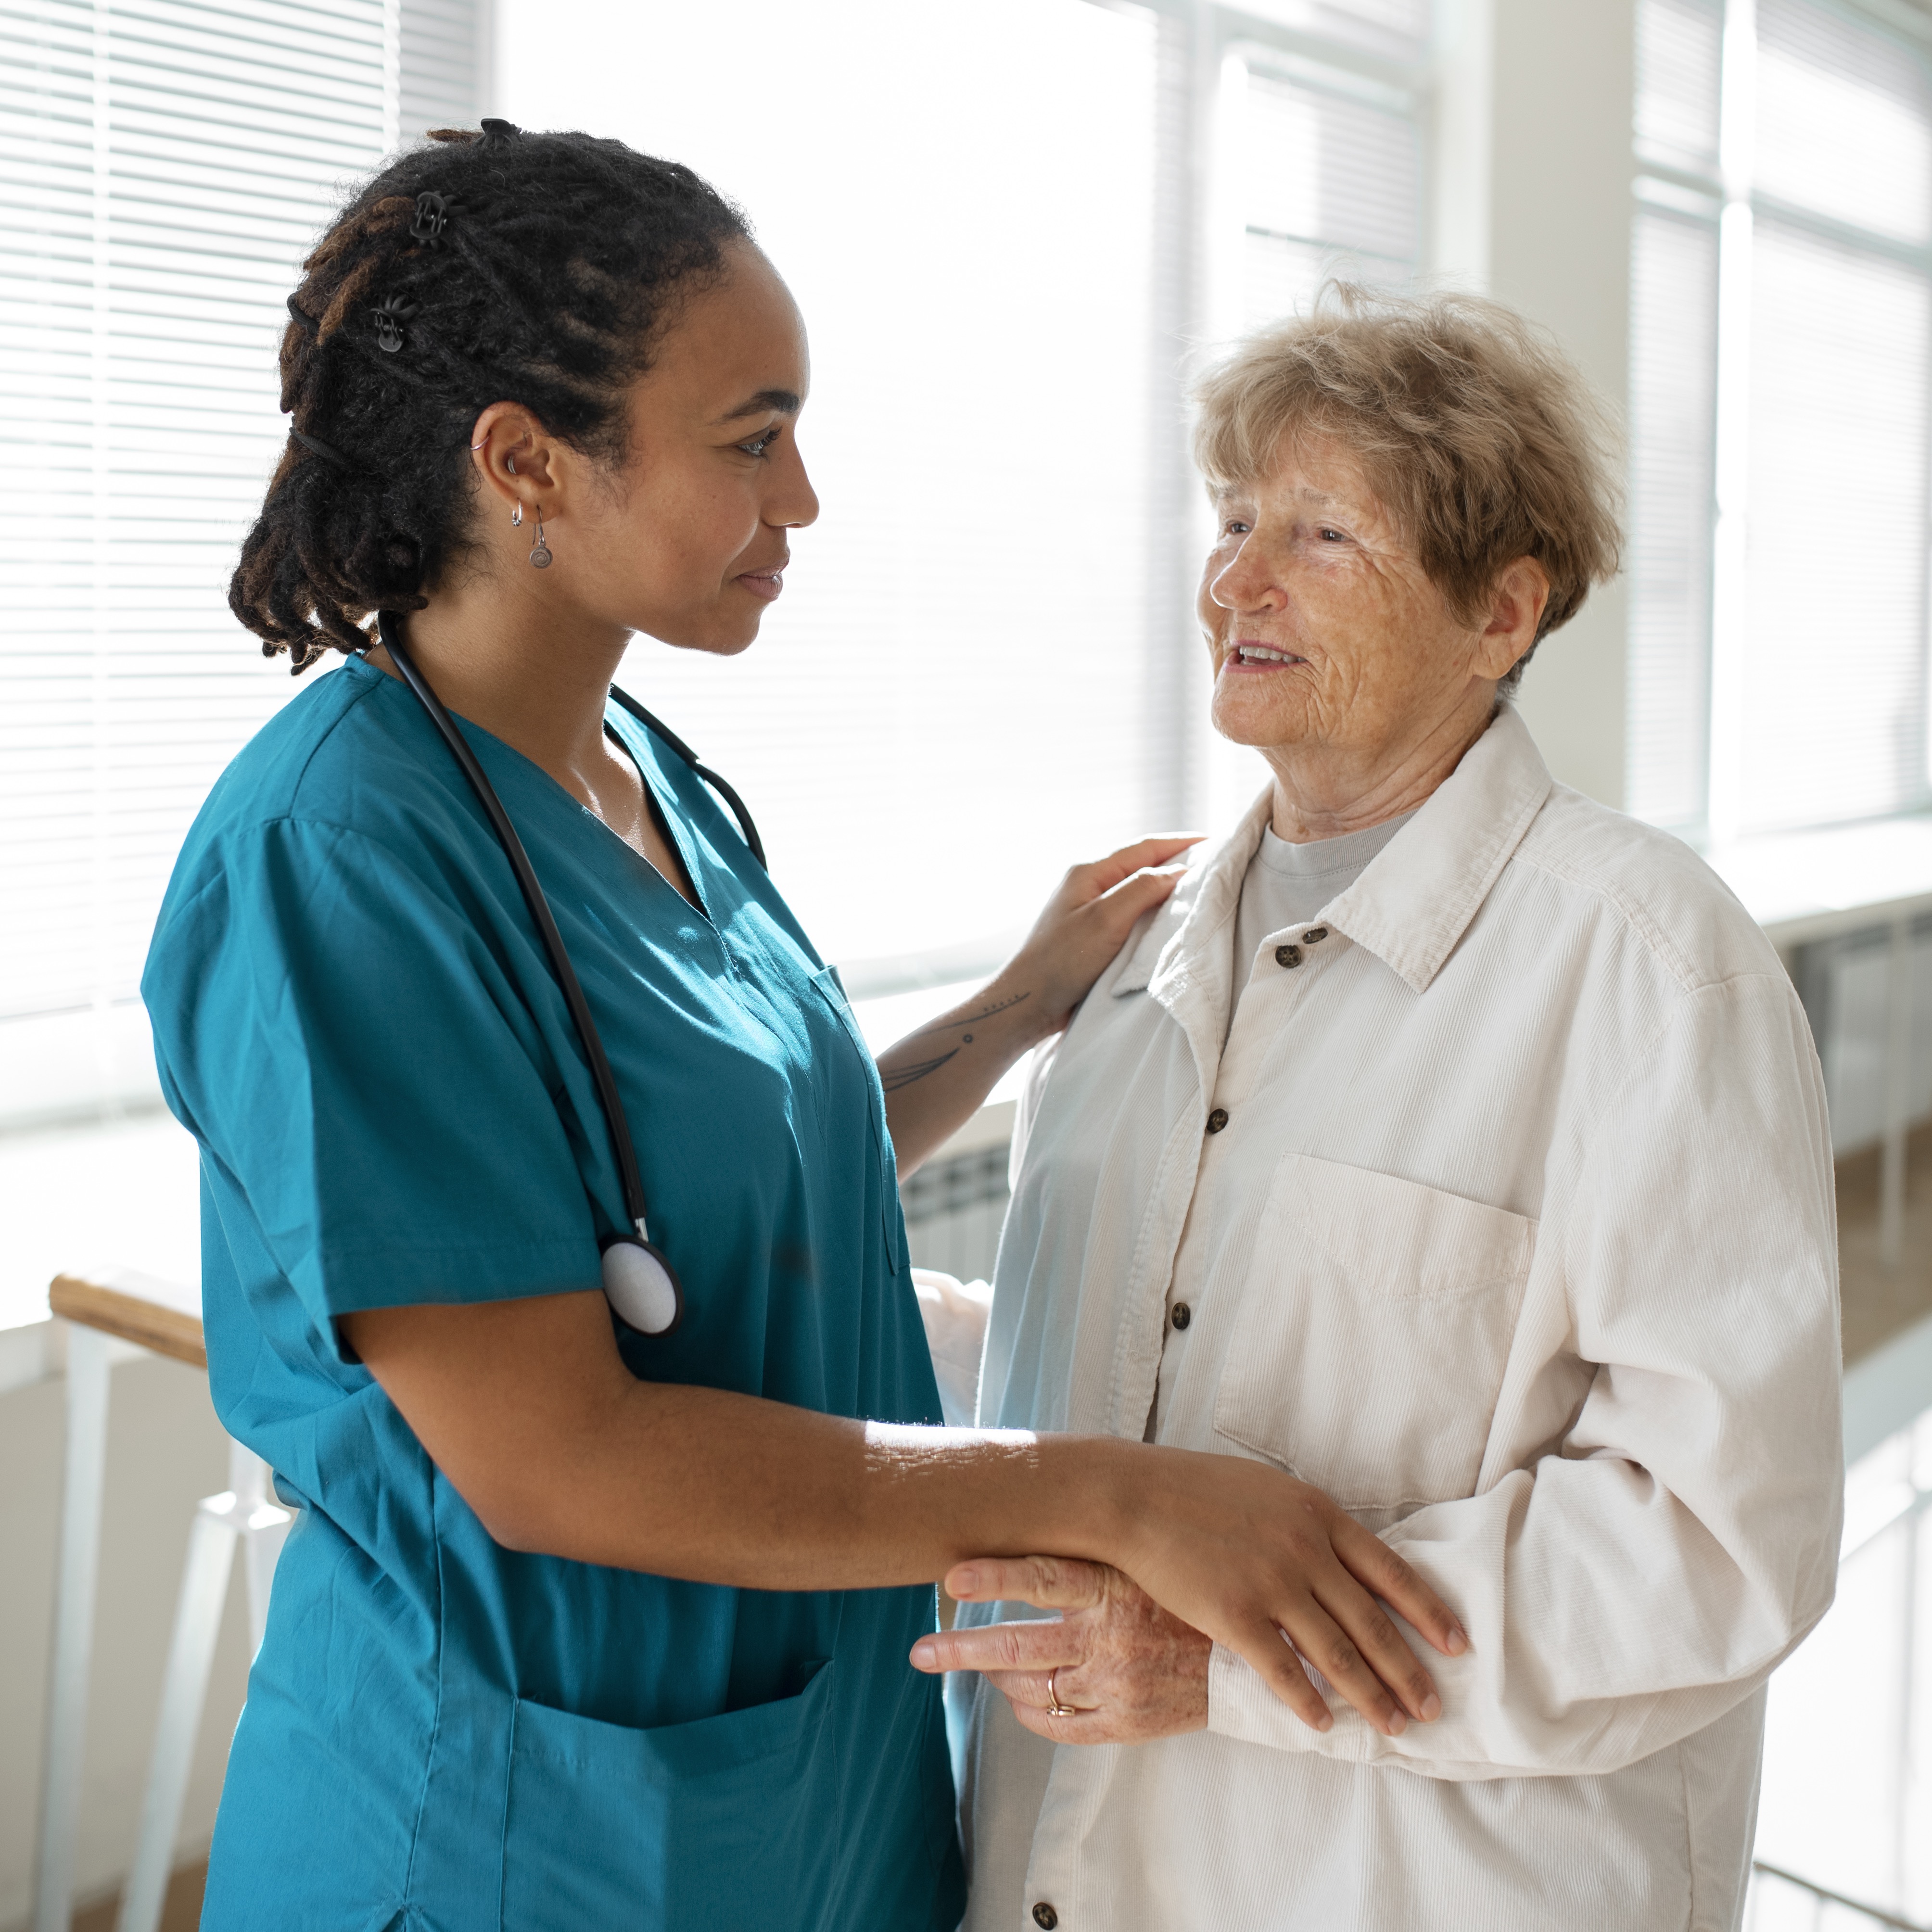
[48,1270,204,1371]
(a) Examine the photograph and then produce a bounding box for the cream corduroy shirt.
[953,706,1843,1932]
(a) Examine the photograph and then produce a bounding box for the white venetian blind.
[1737,0,1932,835]
[0,0,408,1124]
[1233,0,1429,61]
[1634,0,1721,177]
[1240,62,1423,328]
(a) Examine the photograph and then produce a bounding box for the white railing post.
[114,1446,290,1932]
[34,1322,112,1932]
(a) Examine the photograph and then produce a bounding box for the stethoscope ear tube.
[376,610,683,1338]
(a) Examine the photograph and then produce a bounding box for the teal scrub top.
[140,655,966,1932]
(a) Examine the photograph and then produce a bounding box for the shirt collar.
[1114,704,1553,1002]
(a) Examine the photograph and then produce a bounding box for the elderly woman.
[913,288,1844,1932]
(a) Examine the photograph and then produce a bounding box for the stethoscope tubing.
[374,609,656,1245]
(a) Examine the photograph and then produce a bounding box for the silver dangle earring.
[529,511,552,569]
[510,501,523,527]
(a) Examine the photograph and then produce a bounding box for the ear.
[1473,556,1551,683]
[467,403,562,520]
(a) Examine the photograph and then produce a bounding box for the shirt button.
[1170,1302,1192,1331]
[1275,943,1303,968]
[1033,1907,1059,1930]
[1206,1107,1229,1133]
[1303,926,1328,943]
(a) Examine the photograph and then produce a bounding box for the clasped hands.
[909,1478,1467,1746]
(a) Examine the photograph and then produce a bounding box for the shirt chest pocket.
[1212,1155,1534,1513]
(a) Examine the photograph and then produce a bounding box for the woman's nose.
[776,449,820,530]
[1210,545,1284,613]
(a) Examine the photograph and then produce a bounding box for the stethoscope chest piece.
[601,1235,684,1338]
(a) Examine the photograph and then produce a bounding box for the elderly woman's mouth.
[1231,643,1306,667]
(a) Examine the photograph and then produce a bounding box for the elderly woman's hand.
[913,1462,1466,1740]
[915,1556,1212,1744]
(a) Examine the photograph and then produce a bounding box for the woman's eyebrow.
[712,387,802,424]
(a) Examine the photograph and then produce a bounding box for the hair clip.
[291,429,351,469]
[409,191,453,247]
[477,117,521,149]
[371,293,420,354]
[285,294,320,336]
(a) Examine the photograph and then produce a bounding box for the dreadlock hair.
[231,121,750,672]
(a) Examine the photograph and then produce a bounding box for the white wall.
[1433,0,1638,811]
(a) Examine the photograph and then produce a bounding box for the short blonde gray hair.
[1191,284,1623,685]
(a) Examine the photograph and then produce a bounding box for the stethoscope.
[372,609,767,1339]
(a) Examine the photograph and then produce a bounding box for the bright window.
[0,0,477,1128]
[0,0,1433,1131]
[1626,0,1932,843]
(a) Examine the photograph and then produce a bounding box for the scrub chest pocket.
[500,1662,837,1929]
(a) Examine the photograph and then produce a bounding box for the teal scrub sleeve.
[147,815,607,1347]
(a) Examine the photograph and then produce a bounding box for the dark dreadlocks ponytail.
[231,120,749,671]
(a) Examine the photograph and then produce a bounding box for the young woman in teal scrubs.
[141,125,1460,1930]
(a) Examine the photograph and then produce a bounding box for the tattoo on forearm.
[876,990,1032,1093]
[880,1050,960,1093]
[899,990,1031,1045]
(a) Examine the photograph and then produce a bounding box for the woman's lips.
[1224,640,1305,671]
[737,569,784,603]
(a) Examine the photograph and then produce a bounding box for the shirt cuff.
[1207,1642,1385,1762]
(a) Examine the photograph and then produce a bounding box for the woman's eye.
[1222,519,1251,536]
[737,428,782,458]
[1316,526,1347,543]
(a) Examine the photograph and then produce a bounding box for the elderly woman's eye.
[1223,519,1251,536]
[1317,526,1347,542]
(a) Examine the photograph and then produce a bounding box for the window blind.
[1240,63,1422,328]
[0,0,478,1127]
[1232,0,1429,63]
[1633,0,1721,178]
[1755,0,1931,246]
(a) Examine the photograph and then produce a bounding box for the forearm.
[879,966,1054,1175]
[486,1376,1141,1589]
[345,1293,1142,1589]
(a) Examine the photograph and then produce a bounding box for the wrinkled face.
[1199,435,1496,764]
[534,240,820,655]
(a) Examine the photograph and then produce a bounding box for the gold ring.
[1046,1668,1075,1718]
